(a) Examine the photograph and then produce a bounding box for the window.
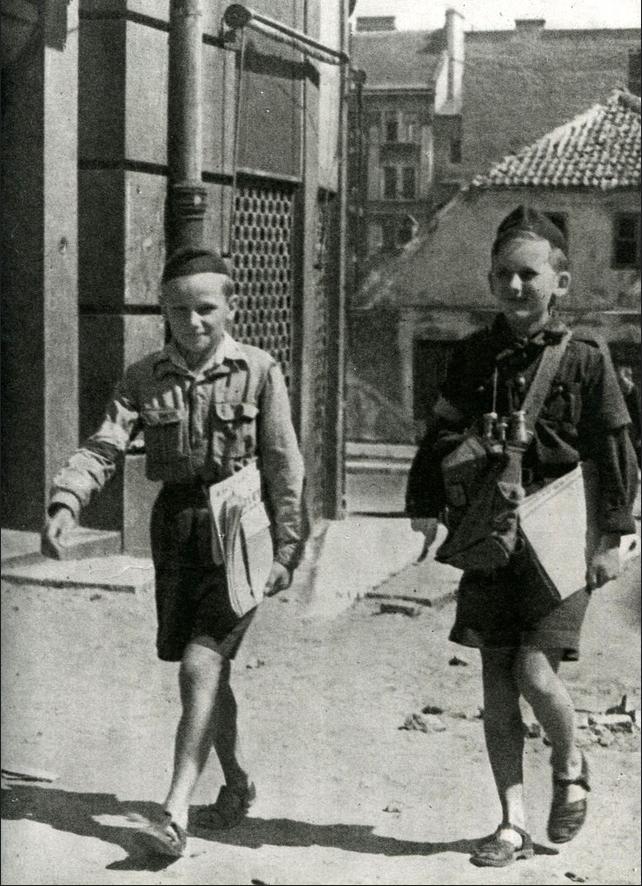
[405,114,419,143]
[613,213,640,268]
[382,166,397,199]
[401,167,416,200]
[384,111,399,143]
[450,138,462,164]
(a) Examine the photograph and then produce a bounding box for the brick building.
[1,0,350,549]
[350,90,641,441]
[348,9,465,273]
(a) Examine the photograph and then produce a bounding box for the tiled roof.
[471,90,641,190]
[350,29,445,90]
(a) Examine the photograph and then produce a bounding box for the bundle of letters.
[208,461,274,617]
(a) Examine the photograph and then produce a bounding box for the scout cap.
[492,206,567,256]
[162,246,231,283]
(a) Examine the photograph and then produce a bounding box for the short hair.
[492,229,569,272]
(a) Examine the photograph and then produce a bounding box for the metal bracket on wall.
[222,3,350,67]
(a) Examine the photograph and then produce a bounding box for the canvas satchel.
[435,330,572,573]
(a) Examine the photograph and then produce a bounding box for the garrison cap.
[492,206,567,256]
[162,246,231,283]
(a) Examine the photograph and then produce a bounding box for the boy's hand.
[410,517,438,547]
[42,506,77,559]
[586,534,621,590]
[264,561,292,597]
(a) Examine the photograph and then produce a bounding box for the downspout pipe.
[167,0,207,253]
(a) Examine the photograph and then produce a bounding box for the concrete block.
[1,553,153,593]
[40,528,121,560]
[304,516,422,617]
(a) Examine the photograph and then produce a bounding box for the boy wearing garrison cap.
[44,247,306,856]
[408,207,637,866]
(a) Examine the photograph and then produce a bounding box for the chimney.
[514,18,546,36]
[445,8,464,106]
[355,16,396,32]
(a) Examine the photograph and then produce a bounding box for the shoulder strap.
[521,330,572,434]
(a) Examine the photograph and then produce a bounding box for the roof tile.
[471,91,640,190]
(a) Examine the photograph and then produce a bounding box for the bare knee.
[179,642,229,696]
[513,648,560,703]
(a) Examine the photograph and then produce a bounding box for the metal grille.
[307,193,334,520]
[230,183,294,385]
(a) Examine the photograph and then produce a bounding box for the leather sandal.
[195,781,256,830]
[471,825,534,867]
[547,752,590,843]
[140,813,187,858]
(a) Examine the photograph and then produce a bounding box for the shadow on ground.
[190,809,558,860]
[1,784,558,873]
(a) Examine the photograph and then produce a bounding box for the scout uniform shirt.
[50,332,305,571]
[406,315,637,538]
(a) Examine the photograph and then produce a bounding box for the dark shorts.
[150,482,256,662]
[449,546,591,661]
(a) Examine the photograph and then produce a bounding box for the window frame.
[382,165,398,200]
[612,212,640,270]
[401,166,416,200]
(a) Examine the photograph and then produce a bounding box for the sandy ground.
[1,544,640,885]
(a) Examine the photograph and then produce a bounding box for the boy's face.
[161,272,236,361]
[489,236,570,337]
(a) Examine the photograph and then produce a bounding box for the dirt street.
[1,544,640,885]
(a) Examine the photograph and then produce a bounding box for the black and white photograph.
[1,0,640,883]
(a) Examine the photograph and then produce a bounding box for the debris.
[522,720,542,738]
[1,765,59,783]
[448,655,469,666]
[245,657,265,670]
[632,710,641,730]
[251,880,270,886]
[400,713,428,732]
[565,873,587,883]
[278,596,289,603]
[399,712,447,733]
[421,704,444,715]
[574,712,590,729]
[89,593,102,602]
[597,730,615,748]
[588,713,633,732]
[379,602,422,617]
[383,802,402,813]
[424,714,447,732]
[606,694,629,714]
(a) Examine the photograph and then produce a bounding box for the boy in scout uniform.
[408,207,637,867]
[43,247,306,857]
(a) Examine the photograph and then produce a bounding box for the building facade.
[350,90,641,442]
[1,0,350,549]
[347,9,464,278]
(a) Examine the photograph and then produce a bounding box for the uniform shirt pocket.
[211,401,259,461]
[141,406,188,465]
[543,381,582,426]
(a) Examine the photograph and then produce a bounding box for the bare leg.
[514,646,585,802]
[480,648,527,834]
[163,640,234,828]
[211,671,250,791]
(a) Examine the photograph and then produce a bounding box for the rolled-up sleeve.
[257,363,306,570]
[579,348,638,535]
[49,371,142,518]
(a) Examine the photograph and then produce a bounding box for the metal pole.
[167,0,207,253]
[325,0,349,519]
[223,3,350,66]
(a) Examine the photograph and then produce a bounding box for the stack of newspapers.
[208,462,274,617]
